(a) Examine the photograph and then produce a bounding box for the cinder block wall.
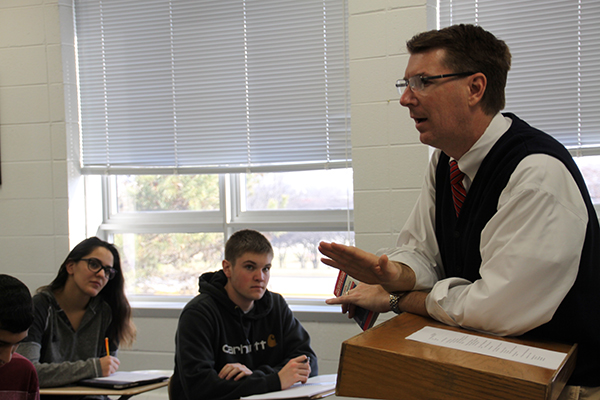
[0,0,76,292]
[350,0,433,253]
[0,1,432,398]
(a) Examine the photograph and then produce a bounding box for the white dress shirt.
[386,113,588,336]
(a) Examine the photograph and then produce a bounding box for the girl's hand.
[100,355,120,377]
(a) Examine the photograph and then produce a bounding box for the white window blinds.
[74,0,350,174]
[439,0,600,155]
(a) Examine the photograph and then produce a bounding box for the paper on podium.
[240,374,336,400]
[406,326,568,369]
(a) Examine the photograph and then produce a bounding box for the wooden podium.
[336,313,577,400]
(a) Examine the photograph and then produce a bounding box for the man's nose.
[399,86,416,107]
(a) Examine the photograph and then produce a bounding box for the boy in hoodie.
[171,229,318,400]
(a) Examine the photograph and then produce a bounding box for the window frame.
[99,174,354,234]
[95,172,354,304]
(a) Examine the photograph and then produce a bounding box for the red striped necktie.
[449,160,466,217]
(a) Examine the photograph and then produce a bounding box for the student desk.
[39,377,169,400]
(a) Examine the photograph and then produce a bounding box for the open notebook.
[79,370,170,390]
[240,374,336,400]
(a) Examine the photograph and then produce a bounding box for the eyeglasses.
[395,72,476,95]
[80,258,117,280]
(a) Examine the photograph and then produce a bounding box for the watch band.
[389,292,405,314]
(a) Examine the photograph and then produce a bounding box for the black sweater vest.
[435,113,600,386]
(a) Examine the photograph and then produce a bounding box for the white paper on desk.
[406,326,567,370]
[240,374,336,400]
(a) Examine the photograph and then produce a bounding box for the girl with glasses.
[17,237,136,397]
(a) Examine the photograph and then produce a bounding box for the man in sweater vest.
[320,24,600,399]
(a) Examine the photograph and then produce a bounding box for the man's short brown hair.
[406,24,511,115]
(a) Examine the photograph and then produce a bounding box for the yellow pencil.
[105,337,110,357]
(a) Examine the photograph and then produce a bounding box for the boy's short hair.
[225,230,273,266]
[0,275,34,333]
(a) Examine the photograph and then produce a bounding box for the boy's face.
[0,328,28,368]
[223,252,273,311]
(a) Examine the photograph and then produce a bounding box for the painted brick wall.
[350,0,433,254]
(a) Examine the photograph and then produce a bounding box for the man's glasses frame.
[396,72,477,95]
[81,258,117,280]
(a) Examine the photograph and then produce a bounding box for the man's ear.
[222,259,233,278]
[467,72,487,107]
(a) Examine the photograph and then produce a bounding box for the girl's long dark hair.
[40,237,136,347]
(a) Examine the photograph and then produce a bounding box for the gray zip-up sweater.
[17,289,116,391]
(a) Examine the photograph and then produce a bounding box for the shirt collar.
[452,113,512,183]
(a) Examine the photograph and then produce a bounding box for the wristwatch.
[389,292,406,314]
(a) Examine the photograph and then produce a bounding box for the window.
[101,170,353,298]
[74,0,352,299]
[439,0,600,201]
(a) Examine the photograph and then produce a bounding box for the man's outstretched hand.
[319,241,413,293]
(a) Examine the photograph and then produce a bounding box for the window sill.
[129,296,355,323]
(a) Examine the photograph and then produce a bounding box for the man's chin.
[419,132,434,146]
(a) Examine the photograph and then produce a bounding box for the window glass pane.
[116,232,225,295]
[116,230,353,298]
[575,156,600,204]
[244,168,353,210]
[265,231,354,298]
[115,175,220,212]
